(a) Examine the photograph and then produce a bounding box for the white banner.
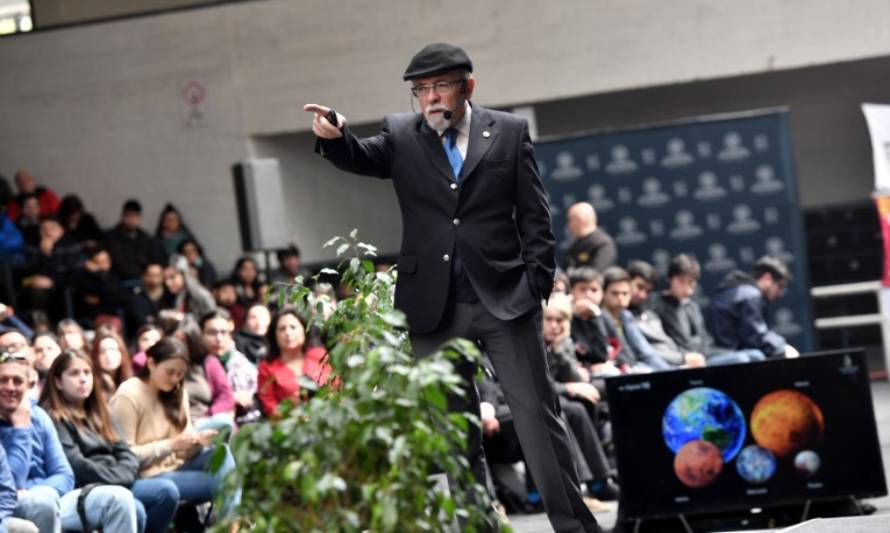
[862,103,890,191]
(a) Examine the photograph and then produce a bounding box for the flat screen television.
[605,350,887,521]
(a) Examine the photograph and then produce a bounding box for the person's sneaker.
[583,496,615,513]
[592,479,621,501]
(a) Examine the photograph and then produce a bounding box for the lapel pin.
[482,130,491,138]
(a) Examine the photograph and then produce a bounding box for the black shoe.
[592,479,621,502]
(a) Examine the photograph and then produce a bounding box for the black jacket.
[563,228,617,271]
[105,224,166,281]
[655,292,724,357]
[53,418,140,488]
[234,329,268,364]
[706,271,786,358]
[318,104,555,333]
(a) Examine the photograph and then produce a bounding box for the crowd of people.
[0,169,330,532]
[0,167,800,529]
[479,201,798,514]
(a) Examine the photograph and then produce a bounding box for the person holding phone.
[110,337,237,517]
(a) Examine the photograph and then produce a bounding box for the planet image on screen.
[663,387,747,462]
[735,445,777,484]
[674,440,724,488]
[750,390,824,458]
[794,450,821,477]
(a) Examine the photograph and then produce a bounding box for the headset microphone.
[443,109,453,121]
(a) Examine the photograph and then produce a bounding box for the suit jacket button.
[453,218,460,226]
[442,254,450,262]
[450,183,458,190]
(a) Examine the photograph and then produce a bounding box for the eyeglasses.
[410,79,464,98]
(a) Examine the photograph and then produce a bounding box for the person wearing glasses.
[304,43,600,533]
[706,255,800,359]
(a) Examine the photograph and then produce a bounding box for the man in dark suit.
[305,43,600,533]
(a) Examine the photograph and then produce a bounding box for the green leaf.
[336,243,350,257]
[323,236,340,248]
[320,268,339,276]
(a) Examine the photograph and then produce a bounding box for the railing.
[810,280,889,379]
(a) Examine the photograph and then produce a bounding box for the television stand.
[631,513,695,533]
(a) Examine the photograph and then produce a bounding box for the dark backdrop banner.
[534,109,815,352]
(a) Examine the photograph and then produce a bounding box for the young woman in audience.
[234,303,271,364]
[178,238,217,288]
[201,309,261,425]
[258,309,332,419]
[131,323,163,374]
[57,318,88,352]
[155,203,195,259]
[229,256,265,308]
[176,317,236,434]
[90,325,133,395]
[57,194,103,249]
[40,350,179,533]
[110,337,239,518]
[32,332,62,375]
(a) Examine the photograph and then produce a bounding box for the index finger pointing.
[303,103,330,116]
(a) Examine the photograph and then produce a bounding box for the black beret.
[403,43,473,81]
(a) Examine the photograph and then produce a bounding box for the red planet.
[674,440,724,488]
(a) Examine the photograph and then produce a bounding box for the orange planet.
[750,390,824,458]
[674,440,723,488]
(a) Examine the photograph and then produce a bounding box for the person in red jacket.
[257,309,331,419]
[6,170,60,222]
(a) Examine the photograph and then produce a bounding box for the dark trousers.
[411,301,601,533]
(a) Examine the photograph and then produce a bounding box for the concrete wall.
[1,0,889,271]
[31,0,219,27]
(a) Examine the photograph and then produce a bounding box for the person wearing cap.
[306,43,600,532]
[105,199,166,285]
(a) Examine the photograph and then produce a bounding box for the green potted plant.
[215,231,506,532]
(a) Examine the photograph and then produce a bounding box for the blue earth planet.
[794,450,821,477]
[663,387,747,462]
[736,445,777,484]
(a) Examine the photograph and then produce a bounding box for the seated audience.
[56,319,88,353]
[212,279,245,329]
[32,333,61,391]
[568,267,611,367]
[0,304,33,342]
[56,195,103,249]
[270,244,306,284]
[626,261,705,368]
[0,443,38,532]
[90,326,133,395]
[178,239,217,288]
[234,303,271,364]
[542,294,617,502]
[201,310,260,425]
[655,254,767,365]
[39,350,179,533]
[130,324,163,375]
[0,341,140,532]
[258,310,332,419]
[13,195,40,248]
[0,331,39,399]
[110,337,238,517]
[18,216,84,321]
[706,256,799,359]
[600,267,673,371]
[155,204,195,260]
[6,170,60,222]
[72,245,127,328]
[105,200,166,284]
[176,318,235,434]
[124,262,167,340]
[164,256,215,320]
[230,256,265,308]
[563,202,617,271]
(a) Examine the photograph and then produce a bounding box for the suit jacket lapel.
[459,105,497,183]
[415,119,455,181]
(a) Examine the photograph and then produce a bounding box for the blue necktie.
[444,128,463,181]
